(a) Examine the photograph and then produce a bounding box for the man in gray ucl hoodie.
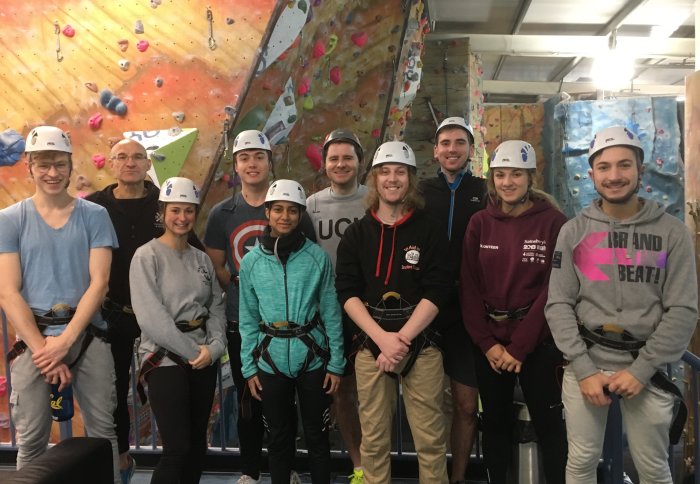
[545,126,697,484]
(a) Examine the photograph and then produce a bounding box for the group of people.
[0,119,695,484]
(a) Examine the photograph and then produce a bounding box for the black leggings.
[147,364,218,484]
[475,342,567,484]
[258,368,331,484]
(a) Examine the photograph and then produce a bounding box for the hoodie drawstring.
[375,224,385,279]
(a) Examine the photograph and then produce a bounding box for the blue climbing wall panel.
[548,96,684,219]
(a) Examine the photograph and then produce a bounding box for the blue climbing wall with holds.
[548,96,684,219]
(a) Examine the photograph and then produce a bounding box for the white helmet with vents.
[371,141,416,168]
[265,179,306,207]
[489,140,536,170]
[25,126,72,154]
[159,177,201,204]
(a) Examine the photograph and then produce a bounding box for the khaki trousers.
[355,346,448,484]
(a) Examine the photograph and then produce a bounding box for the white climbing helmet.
[25,126,72,154]
[371,141,416,168]
[489,140,536,170]
[588,126,644,166]
[159,177,201,204]
[232,130,271,155]
[265,179,306,207]
[435,116,475,144]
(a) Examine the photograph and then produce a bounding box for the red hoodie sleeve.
[506,210,568,362]
[459,215,498,355]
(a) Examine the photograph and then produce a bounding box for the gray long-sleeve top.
[130,238,227,366]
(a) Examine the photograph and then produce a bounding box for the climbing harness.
[578,322,687,444]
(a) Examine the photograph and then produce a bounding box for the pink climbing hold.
[297,77,311,96]
[351,32,368,47]
[137,40,150,52]
[88,113,103,130]
[312,40,325,59]
[305,144,323,171]
[62,25,75,37]
[92,154,106,169]
[329,66,341,85]
[371,128,381,138]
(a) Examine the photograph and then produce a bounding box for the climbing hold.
[113,101,127,116]
[371,128,381,138]
[0,128,25,167]
[326,34,338,55]
[351,32,368,47]
[88,113,103,130]
[312,40,325,59]
[118,59,130,71]
[117,39,129,52]
[329,66,341,85]
[305,144,323,171]
[226,17,235,25]
[84,82,98,92]
[168,127,182,136]
[297,0,308,14]
[92,154,106,169]
[303,95,314,110]
[62,25,75,37]
[287,114,297,124]
[150,0,162,8]
[134,20,145,34]
[224,105,237,117]
[99,89,113,107]
[656,157,663,167]
[152,153,166,161]
[297,78,311,96]
[646,185,653,193]
[172,111,185,123]
[136,40,149,52]
[75,175,92,190]
[155,77,164,87]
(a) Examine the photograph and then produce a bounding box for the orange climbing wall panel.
[0,0,275,208]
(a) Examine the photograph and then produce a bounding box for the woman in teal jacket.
[239,179,345,484]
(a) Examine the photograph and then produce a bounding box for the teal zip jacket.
[239,238,345,379]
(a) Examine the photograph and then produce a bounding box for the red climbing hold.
[305,144,323,171]
[62,25,75,37]
[88,113,103,130]
[312,40,325,59]
[329,66,341,85]
[297,77,311,96]
[351,32,368,47]
[137,40,150,52]
[92,154,106,169]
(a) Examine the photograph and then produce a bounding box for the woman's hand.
[497,348,522,373]
[188,345,212,369]
[324,373,341,394]
[247,375,263,401]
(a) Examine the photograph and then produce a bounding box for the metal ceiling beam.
[547,0,646,81]
[482,79,684,96]
[427,34,694,59]
[492,0,533,80]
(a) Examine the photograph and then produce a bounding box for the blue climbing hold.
[0,129,26,167]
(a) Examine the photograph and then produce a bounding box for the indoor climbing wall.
[0,0,276,209]
[213,0,423,202]
[551,96,684,218]
[483,104,546,184]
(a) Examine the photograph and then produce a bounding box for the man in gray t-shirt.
[306,129,366,480]
[0,126,120,483]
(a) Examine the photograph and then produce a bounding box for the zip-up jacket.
[239,238,345,379]
[335,209,451,333]
[420,169,485,326]
[545,198,698,385]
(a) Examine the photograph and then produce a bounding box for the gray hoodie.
[545,198,697,385]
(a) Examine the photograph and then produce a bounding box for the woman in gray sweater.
[130,177,227,484]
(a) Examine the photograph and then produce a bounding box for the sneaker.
[237,476,261,484]
[119,457,136,484]
[290,470,302,484]
[349,468,364,484]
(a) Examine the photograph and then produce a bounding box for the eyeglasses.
[113,153,148,162]
[31,161,71,173]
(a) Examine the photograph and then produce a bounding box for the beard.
[596,178,640,205]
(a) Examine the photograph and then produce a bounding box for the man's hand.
[375,331,410,364]
[43,363,73,391]
[498,348,522,374]
[323,373,341,394]
[188,345,212,369]
[32,335,72,374]
[247,375,263,401]
[375,353,397,373]
[579,372,612,406]
[608,369,645,399]
[485,344,506,374]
